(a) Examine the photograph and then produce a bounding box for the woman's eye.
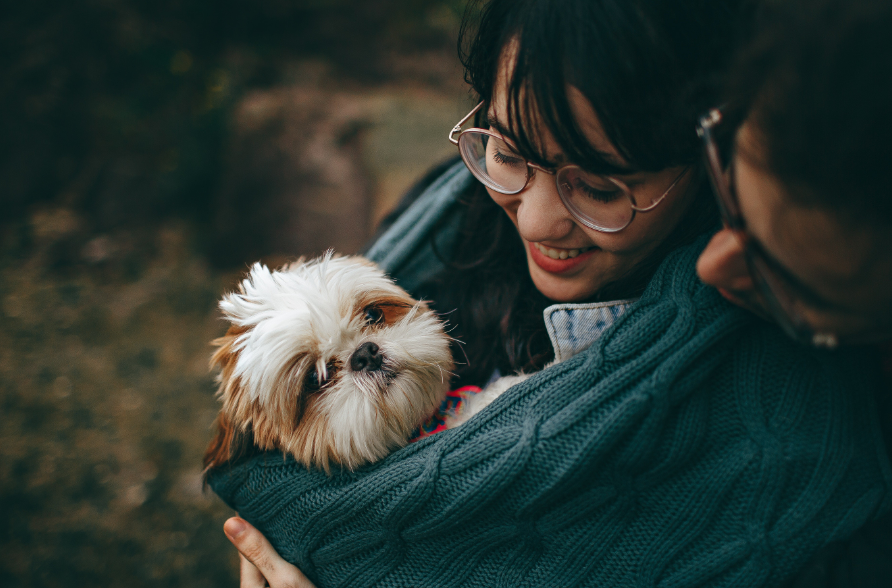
[491,149,526,168]
[575,179,622,203]
[363,306,384,325]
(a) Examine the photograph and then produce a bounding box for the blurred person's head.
[696,0,892,346]
[455,0,748,302]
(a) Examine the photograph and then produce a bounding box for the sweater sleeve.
[362,158,471,295]
[208,239,892,588]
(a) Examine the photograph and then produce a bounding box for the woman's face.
[696,121,892,341]
[485,77,697,302]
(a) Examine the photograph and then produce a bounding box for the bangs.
[460,0,746,174]
[503,32,637,176]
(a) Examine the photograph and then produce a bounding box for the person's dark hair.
[727,0,892,228]
[462,0,749,173]
[424,0,749,387]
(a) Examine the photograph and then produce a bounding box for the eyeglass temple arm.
[448,101,485,145]
[696,109,724,174]
[696,107,747,230]
[696,108,722,138]
[628,167,689,212]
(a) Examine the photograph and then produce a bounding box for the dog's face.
[204,255,453,473]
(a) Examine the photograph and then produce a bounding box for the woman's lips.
[528,242,597,274]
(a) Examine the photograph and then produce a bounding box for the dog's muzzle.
[350,342,383,373]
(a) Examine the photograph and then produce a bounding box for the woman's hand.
[224,517,317,588]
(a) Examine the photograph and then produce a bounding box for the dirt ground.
[0,2,471,585]
[1,217,240,587]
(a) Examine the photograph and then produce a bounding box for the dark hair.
[727,0,892,227]
[424,0,748,387]
[462,0,749,173]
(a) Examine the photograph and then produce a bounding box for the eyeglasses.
[449,101,686,233]
[697,107,840,348]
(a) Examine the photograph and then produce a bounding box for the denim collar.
[544,299,637,362]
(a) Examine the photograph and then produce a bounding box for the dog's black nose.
[350,342,383,372]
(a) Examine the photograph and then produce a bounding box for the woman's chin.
[528,261,602,303]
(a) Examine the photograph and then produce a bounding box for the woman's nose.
[514,172,575,242]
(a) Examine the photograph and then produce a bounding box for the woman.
[209,1,891,586]
[367,0,730,390]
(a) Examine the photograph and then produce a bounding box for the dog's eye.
[363,305,384,325]
[306,367,321,390]
[306,363,337,391]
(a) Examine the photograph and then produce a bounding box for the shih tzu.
[203,253,455,474]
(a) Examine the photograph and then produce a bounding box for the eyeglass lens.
[457,130,634,230]
[557,166,634,230]
[701,121,830,345]
[458,131,528,193]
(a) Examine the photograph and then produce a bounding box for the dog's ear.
[202,412,256,480]
[204,324,257,484]
[203,412,235,472]
[210,324,248,374]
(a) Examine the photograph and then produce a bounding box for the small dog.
[203,254,454,473]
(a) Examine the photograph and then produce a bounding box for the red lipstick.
[528,242,597,274]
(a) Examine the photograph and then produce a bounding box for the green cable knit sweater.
[209,165,891,587]
[209,242,891,588]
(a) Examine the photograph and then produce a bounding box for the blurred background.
[0,1,474,585]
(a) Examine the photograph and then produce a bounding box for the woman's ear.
[696,228,753,292]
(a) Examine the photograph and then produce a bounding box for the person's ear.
[696,228,753,292]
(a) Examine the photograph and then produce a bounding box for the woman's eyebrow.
[484,114,515,141]
[486,113,637,174]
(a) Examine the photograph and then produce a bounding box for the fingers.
[238,552,268,588]
[224,517,317,588]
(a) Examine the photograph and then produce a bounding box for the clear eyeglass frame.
[449,101,686,233]
[697,107,842,349]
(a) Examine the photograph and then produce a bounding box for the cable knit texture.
[209,238,892,588]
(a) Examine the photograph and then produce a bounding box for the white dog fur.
[204,253,454,473]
